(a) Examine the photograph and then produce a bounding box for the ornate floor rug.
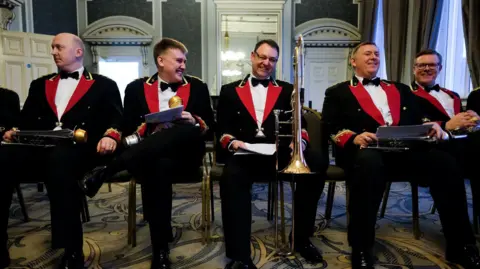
[6,181,476,268]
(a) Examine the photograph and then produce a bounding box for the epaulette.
[39,72,57,80]
[333,80,349,87]
[474,86,480,91]
[185,74,204,83]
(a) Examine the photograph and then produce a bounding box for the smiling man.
[216,39,328,269]
[322,42,480,269]
[81,38,214,269]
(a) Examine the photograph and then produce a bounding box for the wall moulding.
[295,18,361,47]
[82,16,154,67]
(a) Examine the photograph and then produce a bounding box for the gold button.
[81,122,85,125]
[358,108,361,111]
[403,107,407,110]
[237,111,240,114]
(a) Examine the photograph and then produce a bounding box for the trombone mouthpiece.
[168,96,183,108]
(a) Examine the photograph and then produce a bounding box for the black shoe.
[351,248,374,269]
[151,250,171,269]
[0,248,10,269]
[79,166,107,198]
[446,245,480,269]
[224,260,258,269]
[295,240,323,264]
[58,250,84,269]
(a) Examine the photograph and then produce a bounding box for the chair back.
[303,107,329,160]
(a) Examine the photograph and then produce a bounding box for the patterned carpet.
[6,180,477,269]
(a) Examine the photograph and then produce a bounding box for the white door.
[0,31,56,104]
[303,47,350,112]
[98,56,142,102]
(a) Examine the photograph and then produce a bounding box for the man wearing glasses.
[411,49,480,241]
[216,39,328,269]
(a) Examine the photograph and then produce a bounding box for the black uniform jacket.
[216,74,309,160]
[322,76,424,167]
[410,81,462,130]
[18,69,123,151]
[123,74,214,140]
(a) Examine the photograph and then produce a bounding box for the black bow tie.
[59,71,79,80]
[424,84,440,92]
[160,82,181,92]
[251,77,270,88]
[362,77,381,86]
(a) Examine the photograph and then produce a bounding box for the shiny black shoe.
[447,245,480,269]
[295,240,324,264]
[79,166,107,198]
[224,260,258,269]
[0,248,10,269]
[58,250,84,269]
[351,248,374,269]
[151,250,171,269]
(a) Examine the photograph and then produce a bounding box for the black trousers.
[0,143,94,252]
[106,125,206,253]
[220,148,328,262]
[345,148,475,250]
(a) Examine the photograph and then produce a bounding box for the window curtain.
[462,0,480,89]
[383,0,409,82]
[359,0,379,41]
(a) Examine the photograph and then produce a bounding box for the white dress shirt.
[249,74,269,137]
[416,82,455,118]
[158,76,177,111]
[356,75,393,125]
[55,66,84,123]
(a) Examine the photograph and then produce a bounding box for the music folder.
[375,124,433,140]
[145,106,183,124]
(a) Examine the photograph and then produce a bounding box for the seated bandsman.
[81,38,214,269]
[322,42,480,269]
[0,33,123,269]
[0,87,20,138]
[411,48,480,231]
[217,39,328,269]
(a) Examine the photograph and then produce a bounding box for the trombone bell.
[280,34,311,175]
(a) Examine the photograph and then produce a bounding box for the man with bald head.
[0,33,123,269]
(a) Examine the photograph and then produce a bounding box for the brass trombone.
[272,35,314,257]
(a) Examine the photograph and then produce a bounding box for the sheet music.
[145,106,183,124]
[234,143,276,155]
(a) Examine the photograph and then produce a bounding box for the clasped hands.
[354,122,447,149]
[445,110,479,131]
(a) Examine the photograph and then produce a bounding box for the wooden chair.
[105,152,212,247]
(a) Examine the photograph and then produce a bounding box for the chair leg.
[82,195,90,223]
[210,176,215,222]
[128,179,137,247]
[411,183,421,240]
[108,183,112,192]
[37,183,44,192]
[15,185,29,222]
[324,182,336,221]
[346,183,350,227]
[471,180,479,234]
[379,182,392,218]
[267,181,273,221]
